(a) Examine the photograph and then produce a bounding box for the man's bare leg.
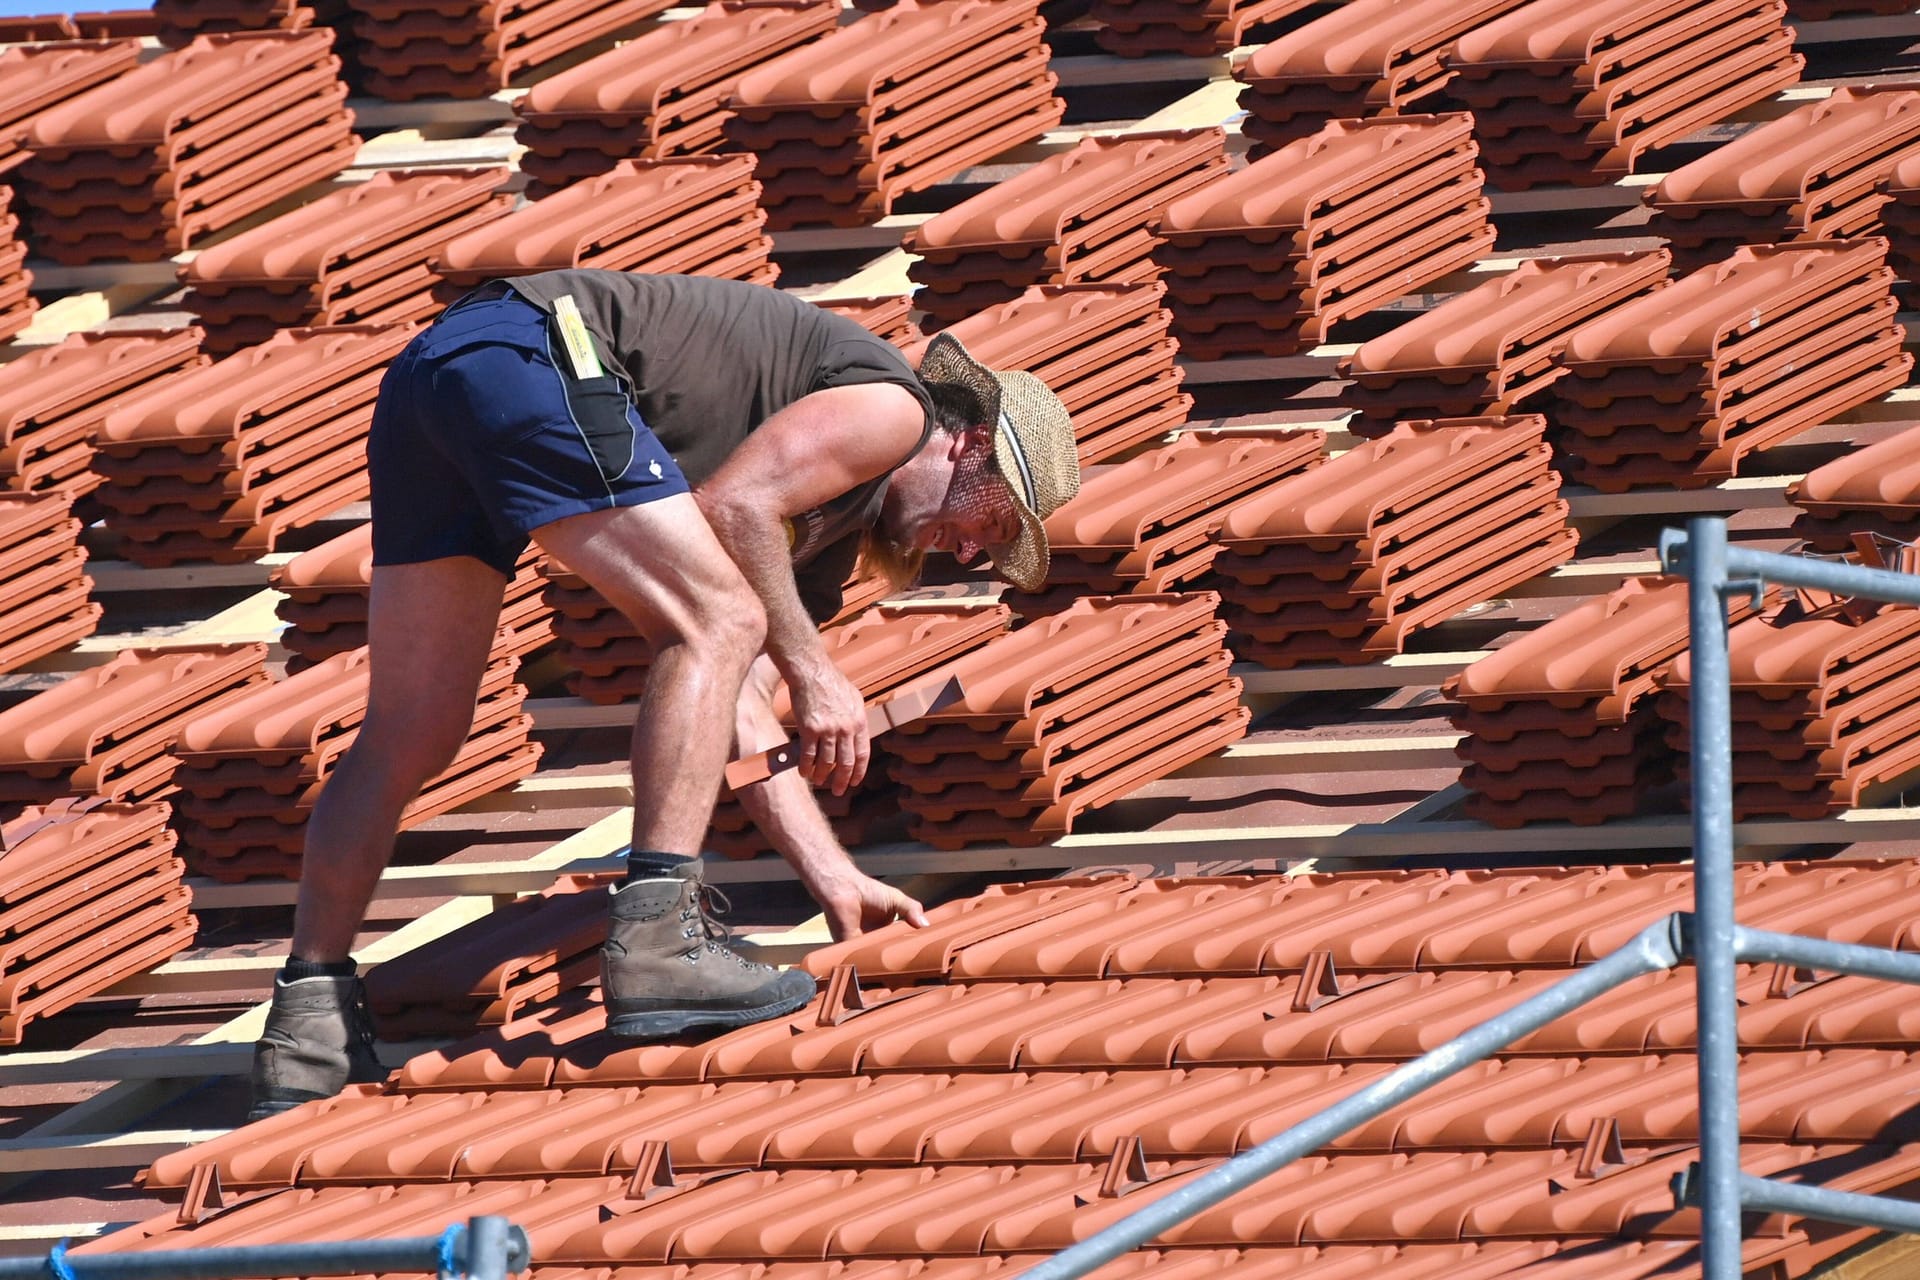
[533,495,815,1039]
[532,495,766,854]
[290,556,507,961]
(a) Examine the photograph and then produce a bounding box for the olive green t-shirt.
[498,270,934,621]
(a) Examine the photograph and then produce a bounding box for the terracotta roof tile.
[0,796,191,1044]
[348,0,678,100]
[1646,85,1920,269]
[0,38,140,170]
[513,0,836,197]
[1234,0,1537,153]
[904,130,1227,327]
[181,167,511,353]
[1441,0,1805,188]
[724,0,1063,228]
[1789,421,1920,550]
[1338,251,1670,432]
[1554,240,1912,490]
[18,31,359,262]
[433,156,776,296]
[91,323,415,565]
[1154,115,1495,357]
[0,490,100,671]
[1088,0,1315,58]
[816,295,918,347]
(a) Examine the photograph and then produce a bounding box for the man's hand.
[788,657,871,796]
[813,867,931,941]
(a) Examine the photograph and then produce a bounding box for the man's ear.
[950,421,993,459]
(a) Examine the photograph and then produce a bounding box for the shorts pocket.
[562,374,637,483]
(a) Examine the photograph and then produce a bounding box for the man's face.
[915,437,1020,565]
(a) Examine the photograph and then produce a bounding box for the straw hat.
[918,331,1080,591]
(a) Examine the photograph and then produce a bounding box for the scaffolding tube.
[0,1216,529,1280]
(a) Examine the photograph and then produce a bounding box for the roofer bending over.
[247,270,1081,1120]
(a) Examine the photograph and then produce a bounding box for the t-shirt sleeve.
[817,335,934,426]
[794,531,862,626]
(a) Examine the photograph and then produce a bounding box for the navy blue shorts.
[367,291,689,577]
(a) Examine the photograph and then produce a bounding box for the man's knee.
[344,711,471,793]
[672,577,765,670]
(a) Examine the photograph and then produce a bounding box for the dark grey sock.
[625,849,694,884]
[282,957,356,982]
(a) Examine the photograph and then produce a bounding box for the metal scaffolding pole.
[0,1217,530,1280]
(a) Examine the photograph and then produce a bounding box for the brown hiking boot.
[247,973,385,1122]
[602,861,817,1039]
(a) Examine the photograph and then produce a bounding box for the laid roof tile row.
[712,602,1012,859]
[882,594,1247,848]
[903,130,1228,329]
[271,522,554,670]
[169,649,539,880]
[434,156,778,300]
[1205,416,1576,668]
[345,0,677,101]
[1442,576,1772,827]
[1442,0,1806,189]
[1338,250,1670,433]
[903,283,1193,465]
[181,166,512,354]
[1646,84,1920,270]
[1661,595,1920,819]
[0,327,205,507]
[1789,420,1920,552]
[0,643,268,818]
[1152,114,1497,358]
[511,0,837,199]
[17,31,361,264]
[0,490,99,672]
[1233,0,1537,154]
[722,0,1064,229]
[91,322,416,565]
[0,797,192,1045]
[1549,239,1913,491]
[1004,429,1324,619]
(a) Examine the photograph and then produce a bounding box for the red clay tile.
[349,0,677,100]
[0,38,140,169]
[1090,0,1315,57]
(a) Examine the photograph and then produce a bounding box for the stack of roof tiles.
[1152,113,1496,359]
[1208,416,1575,668]
[1644,85,1920,271]
[271,524,553,672]
[888,592,1247,848]
[169,648,541,881]
[0,14,156,41]
[0,38,141,176]
[1788,424,1920,551]
[16,31,360,265]
[510,0,837,199]
[1550,239,1911,492]
[345,0,675,100]
[131,859,1920,1277]
[1003,429,1325,620]
[0,644,268,820]
[541,555,893,705]
[710,601,1013,859]
[902,129,1228,329]
[1659,589,1920,820]
[1440,0,1805,189]
[91,323,416,567]
[180,168,512,355]
[364,871,614,1039]
[817,295,917,347]
[1337,249,1669,437]
[1443,577,1768,828]
[151,0,339,45]
[0,798,192,1046]
[1232,0,1536,154]
[0,183,33,344]
[1087,0,1311,57]
[0,491,100,673]
[0,328,205,507]
[722,0,1065,230]
[1874,148,1920,284]
[904,282,1192,465]
[432,156,775,304]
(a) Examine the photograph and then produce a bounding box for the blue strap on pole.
[44,1240,76,1280]
[435,1225,461,1278]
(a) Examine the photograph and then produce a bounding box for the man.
[248,270,1081,1120]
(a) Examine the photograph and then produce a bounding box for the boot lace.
[677,882,765,969]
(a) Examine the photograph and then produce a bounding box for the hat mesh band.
[997,408,1038,510]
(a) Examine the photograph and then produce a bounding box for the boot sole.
[606,984,815,1040]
